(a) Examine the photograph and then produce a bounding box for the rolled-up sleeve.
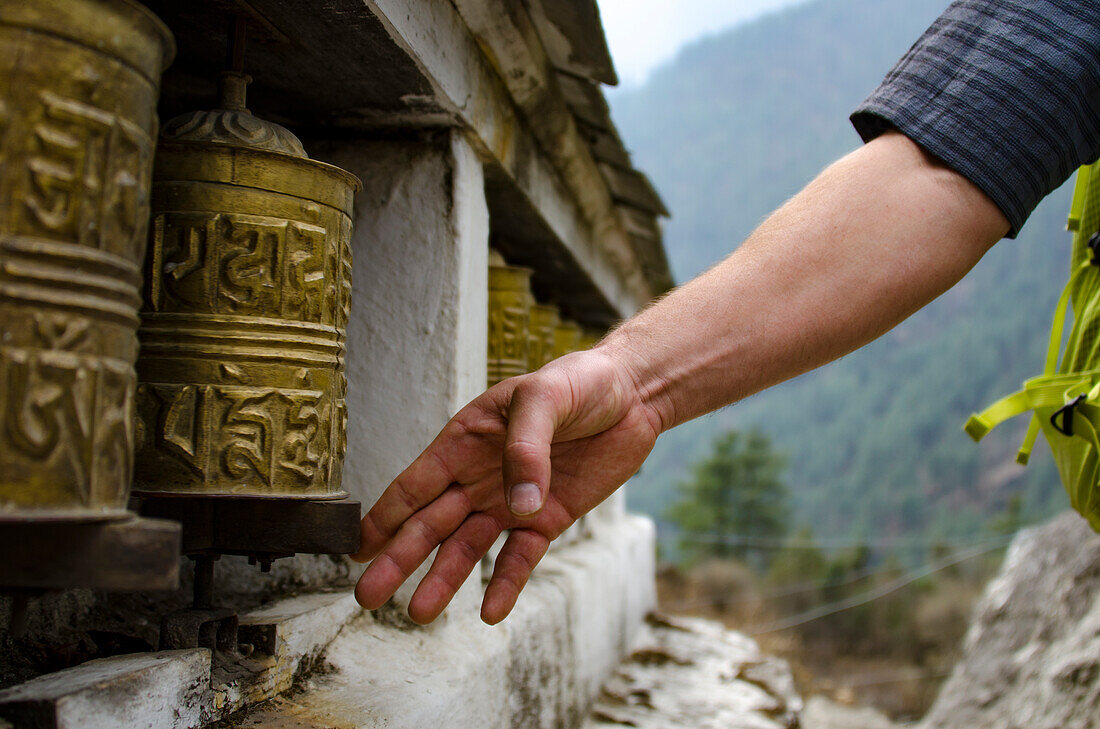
[851,0,1100,237]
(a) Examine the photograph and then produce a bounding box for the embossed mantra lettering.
[134,141,358,498]
[0,7,166,515]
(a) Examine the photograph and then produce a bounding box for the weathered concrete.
[362,0,658,320]
[802,696,897,729]
[315,131,488,512]
[582,614,802,729]
[220,593,361,716]
[0,594,362,729]
[313,131,489,614]
[919,511,1100,729]
[0,650,210,729]
[230,513,657,728]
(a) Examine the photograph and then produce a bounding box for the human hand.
[352,347,663,625]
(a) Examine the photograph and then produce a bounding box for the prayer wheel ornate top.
[0,0,174,520]
[488,264,533,387]
[161,72,307,157]
[134,73,361,499]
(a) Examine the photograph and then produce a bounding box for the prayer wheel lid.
[162,72,307,158]
[0,0,175,77]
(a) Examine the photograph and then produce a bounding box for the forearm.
[601,131,1010,432]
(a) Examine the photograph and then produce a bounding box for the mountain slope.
[610,0,1071,542]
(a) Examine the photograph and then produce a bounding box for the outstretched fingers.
[481,529,550,624]
[354,445,458,563]
[355,485,472,610]
[407,512,503,624]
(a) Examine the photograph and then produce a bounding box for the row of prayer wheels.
[0,0,360,524]
[488,263,604,387]
[0,0,606,533]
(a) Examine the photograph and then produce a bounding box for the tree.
[665,428,790,567]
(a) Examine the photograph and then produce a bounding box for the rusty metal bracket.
[160,556,240,656]
[160,607,240,654]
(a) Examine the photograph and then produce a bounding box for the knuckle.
[391,480,422,514]
[446,536,481,567]
[406,516,441,548]
[503,439,547,463]
[499,548,536,577]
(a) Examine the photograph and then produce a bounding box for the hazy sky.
[597,0,810,87]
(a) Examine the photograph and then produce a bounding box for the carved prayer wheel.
[488,264,533,386]
[0,0,174,519]
[133,73,361,499]
[553,320,583,359]
[527,304,560,372]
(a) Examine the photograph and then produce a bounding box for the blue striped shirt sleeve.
[851,0,1100,237]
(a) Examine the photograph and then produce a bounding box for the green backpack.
[966,163,1100,531]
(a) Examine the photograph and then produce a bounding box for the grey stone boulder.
[919,511,1100,729]
[584,613,801,729]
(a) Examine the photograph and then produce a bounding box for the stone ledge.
[0,516,655,729]
[229,514,657,729]
[0,649,211,729]
[0,593,360,729]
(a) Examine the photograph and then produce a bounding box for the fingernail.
[508,482,541,516]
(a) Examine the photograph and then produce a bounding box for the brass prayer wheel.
[0,0,174,519]
[527,304,560,372]
[553,320,583,359]
[488,264,533,386]
[133,74,361,499]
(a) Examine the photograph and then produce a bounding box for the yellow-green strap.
[1048,259,1094,374]
[1016,415,1041,465]
[1068,164,1095,232]
[965,390,1031,442]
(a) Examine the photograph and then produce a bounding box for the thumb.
[502,381,558,518]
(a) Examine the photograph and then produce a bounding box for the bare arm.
[354,131,1009,624]
[606,130,1009,431]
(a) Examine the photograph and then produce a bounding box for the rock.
[919,511,1100,729]
[583,613,801,729]
[801,695,897,729]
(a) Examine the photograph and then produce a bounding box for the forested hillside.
[610,0,1073,542]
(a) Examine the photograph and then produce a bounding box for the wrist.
[595,330,678,436]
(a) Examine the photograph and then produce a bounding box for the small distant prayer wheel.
[553,320,583,359]
[579,328,604,351]
[527,304,560,372]
[0,0,174,519]
[488,264,532,386]
[133,73,361,499]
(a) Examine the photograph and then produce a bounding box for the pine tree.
[665,428,790,567]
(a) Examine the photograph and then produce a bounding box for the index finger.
[354,443,456,562]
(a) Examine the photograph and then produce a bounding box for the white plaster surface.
[235,513,657,728]
[223,593,361,707]
[317,132,488,512]
[0,650,211,729]
[314,132,489,613]
[362,0,655,318]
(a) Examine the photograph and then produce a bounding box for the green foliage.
[665,428,789,566]
[613,0,1069,544]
